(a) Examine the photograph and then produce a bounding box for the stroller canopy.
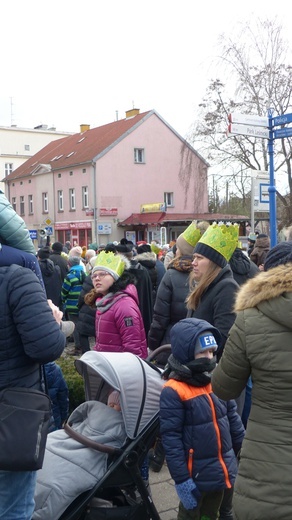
[75,351,164,439]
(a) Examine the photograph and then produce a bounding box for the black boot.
[148,438,165,472]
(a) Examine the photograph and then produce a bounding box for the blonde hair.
[186,261,221,310]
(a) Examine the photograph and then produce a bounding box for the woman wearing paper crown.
[84,251,147,358]
[186,222,240,520]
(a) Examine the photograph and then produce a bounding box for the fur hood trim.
[135,251,157,262]
[235,263,292,311]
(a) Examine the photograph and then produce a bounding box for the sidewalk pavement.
[149,462,179,520]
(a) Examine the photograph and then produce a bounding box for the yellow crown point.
[182,221,201,247]
[199,223,239,262]
[92,251,125,280]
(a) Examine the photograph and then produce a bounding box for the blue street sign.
[45,226,53,235]
[273,127,292,139]
[272,113,292,127]
[29,230,38,240]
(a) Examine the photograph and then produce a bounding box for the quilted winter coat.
[0,264,66,391]
[212,264,292,520]
[94,284,147,358]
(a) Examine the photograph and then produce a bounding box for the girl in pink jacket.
[85,251,147,358]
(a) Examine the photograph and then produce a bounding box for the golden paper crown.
[92,251,126,280]
[195,222,239,265]
[182,221,201,247]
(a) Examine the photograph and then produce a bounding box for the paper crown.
[92,251,126,280]
[194,222,239,267]
[176,221,201,255]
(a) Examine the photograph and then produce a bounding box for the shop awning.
[118,212,166,226]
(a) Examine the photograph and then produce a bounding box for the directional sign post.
[273,127,292,139]
[227,111,292,247]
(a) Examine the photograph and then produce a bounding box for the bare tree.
[186,18,292,226]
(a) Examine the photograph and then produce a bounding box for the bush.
[56,356,85,414]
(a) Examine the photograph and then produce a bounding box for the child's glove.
[175,478,200,510]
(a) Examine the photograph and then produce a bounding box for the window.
[69,188,76,210]
[42,192,48,213]
[5,163,13,176]
[134,148,145,163]
[24,144,30,151]
[82,168,86,173]
[164,192,174,207]
[28,195,33,214]
[58,190,64,211]
[82,186,89,208]
[12,197,16,212]
[20,196,25,216]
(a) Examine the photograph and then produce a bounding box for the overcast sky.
[1,0,291,138]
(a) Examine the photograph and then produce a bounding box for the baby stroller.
[55,350,165,520]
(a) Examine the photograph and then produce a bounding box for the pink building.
[4,109,209,248]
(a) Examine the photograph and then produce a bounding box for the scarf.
[163,353,216,386]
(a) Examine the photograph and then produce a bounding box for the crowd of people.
[1,185,292,520]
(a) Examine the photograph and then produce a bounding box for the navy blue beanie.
[170,318,221,364]
[264,241,292,271]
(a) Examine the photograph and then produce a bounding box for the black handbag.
[0,387,51,471]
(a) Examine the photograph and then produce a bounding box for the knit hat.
[70,246,82,257]
[264,241,292,271]
[170,318,221,365]
[194,222,239,268]
[92,251,128,280]
[38,246,51,259]
[194,332,218,356]
[52,241,63,253]
[107,390,121,408]
[248,232,257,242]
[176,221,201,256]
[137,244,151,254]
[68,256,81,267]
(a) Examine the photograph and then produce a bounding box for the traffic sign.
[272,113,292,127]
[273,127,292,139]
[228,113,268,127]
[227,123,269,139]
[45,226,53,235]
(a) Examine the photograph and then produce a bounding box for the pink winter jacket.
[94,284,147,358]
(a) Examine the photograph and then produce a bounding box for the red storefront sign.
[55,222,92,230]
[99,208,118,216]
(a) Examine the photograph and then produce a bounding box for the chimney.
[125,108,140,119]
[80,124,90,133]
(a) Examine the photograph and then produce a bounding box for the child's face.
[195,348,215,360]
[108,402,121,412]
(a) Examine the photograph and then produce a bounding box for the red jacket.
[94,284,147,358]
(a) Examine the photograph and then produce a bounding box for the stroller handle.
[64,422,123,455]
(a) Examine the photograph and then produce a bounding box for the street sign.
[29,230,38,240]
[272,113,292,127]
[45,218,52,226]
[44,226,53,235]
[273,127,292,139]
[228,113,268,127]
[227,123,269,139]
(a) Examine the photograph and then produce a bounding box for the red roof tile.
[5,110,153,181]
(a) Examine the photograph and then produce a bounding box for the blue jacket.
[45,362,69,430]
[61,264,85,314]
[160,318,245,492]
[0,264,66,391]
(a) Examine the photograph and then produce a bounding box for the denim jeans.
[0,470,37,519]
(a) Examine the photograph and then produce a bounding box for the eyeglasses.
[91,271,110,281]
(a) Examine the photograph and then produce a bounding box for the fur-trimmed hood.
[235,263,292,312]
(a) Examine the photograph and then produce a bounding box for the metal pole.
[268,109,277,247]
[250,172,255,232]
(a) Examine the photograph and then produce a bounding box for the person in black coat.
[38,247,63,308]
[50,242,68,282]
[229,247,259,286]
[76,274,96,354]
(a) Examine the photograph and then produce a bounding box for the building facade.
[4,109,210,248]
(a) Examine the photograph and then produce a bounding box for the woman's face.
[91,270,114,295]
[192,254,212,282]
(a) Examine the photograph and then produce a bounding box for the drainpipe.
[92,160,98,245]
